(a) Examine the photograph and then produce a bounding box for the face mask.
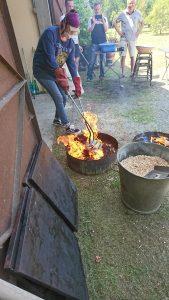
[66,31,79,39]
[61,25,79,41]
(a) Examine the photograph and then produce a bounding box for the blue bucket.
[99,42,117,53]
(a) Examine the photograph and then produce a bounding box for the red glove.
[55,68,69,92]
[73,76,82,97]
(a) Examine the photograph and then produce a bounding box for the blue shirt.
[33,26,78,80]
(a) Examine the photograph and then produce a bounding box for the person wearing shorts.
[114,0,144,77]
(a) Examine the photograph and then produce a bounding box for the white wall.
[0,279,44,300]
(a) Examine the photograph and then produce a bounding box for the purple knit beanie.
[65,9,80,28]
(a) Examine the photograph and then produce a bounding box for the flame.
[83,111,98,133]
[150,136,169,147]
[57,133,104,160]
[57,111,112,160]
[57,134,75,147]
[82,111,99,140]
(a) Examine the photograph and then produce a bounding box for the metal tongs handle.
[67,92,94,143]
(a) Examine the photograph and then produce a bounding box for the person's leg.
[119,39,127,77]
[58,85,67,107]
[121,56,126,76]
[99,45,105,78]
[128,41,136,75]
[87,44,97,80]
[36,78,69,125]
[95,53,100,67]
[130,57,135,74]
[36,78,80,133]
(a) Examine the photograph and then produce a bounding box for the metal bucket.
[117,142,169,214]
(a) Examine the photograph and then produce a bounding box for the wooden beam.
[32,0,52,35]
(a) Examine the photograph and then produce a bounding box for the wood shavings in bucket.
[121,155,169,177]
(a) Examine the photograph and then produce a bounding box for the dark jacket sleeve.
[66,43,78,79]
[41,29,59,70]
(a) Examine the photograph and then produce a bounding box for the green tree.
[144,0,155,16]
[137,0,155,17]
[102,0,125,20]
[146,0,169,34]
[74,0,92,45]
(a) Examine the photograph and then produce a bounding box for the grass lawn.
[129,27,169,76]
[53,29,169,300]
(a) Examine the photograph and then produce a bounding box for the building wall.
[33,0,52,35]
[6,0,66,81]
[6,0,40,80]
[49,0,66,25]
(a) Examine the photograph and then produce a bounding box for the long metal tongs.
[67,91,94,143]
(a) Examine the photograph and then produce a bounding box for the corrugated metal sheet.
[0,0,41,247]
[24,141,78,231]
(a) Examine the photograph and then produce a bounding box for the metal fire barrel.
[117,142,169,214]
[133,131,169,143]
[67,133,118,175]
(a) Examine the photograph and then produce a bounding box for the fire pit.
[57,112,118,175]
[66,132,118,175]
[133,131,169,147]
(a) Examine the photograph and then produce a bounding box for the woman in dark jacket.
[33,10,82,134]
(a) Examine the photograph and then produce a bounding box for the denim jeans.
[36,78,69,125]
[87,44,105,79]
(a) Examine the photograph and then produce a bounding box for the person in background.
[61,0,82,70]
[33,10,83,134]
[114,0,144,77]
[87,2,109,81]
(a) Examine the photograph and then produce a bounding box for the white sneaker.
[65,124,81,135]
